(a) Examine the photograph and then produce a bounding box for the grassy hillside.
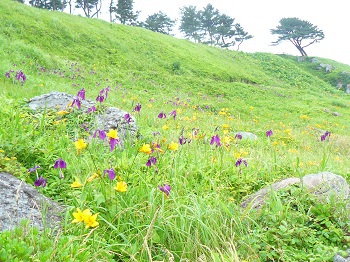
[1,0,350,261]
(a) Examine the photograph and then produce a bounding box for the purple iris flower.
[169,110,177,120]
[179,136,187,145]
[266,130,273,137]
[146,156,157,167]
[54,158,67,169]
[158,184,171,196]
[15,70,26,83]
[87,106,96,113]
[5,71,10,78]
[104,168,116,180]
[71,97,81,109]
[321,130,331,141]
[210,134,221,147]
[158,112,166,119]
[124,113,131,124]
[77,88,86,100]
[109,138,119,151]
[28,165,41,173]
[235,133,242,140]
[134,103,141,112]
[235,158,248,167]
[34,176,47,187]
[96,94,104,103]
[93,129,107,140]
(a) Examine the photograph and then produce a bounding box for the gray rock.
[346,84,350,94]
[240,177,300,209]
[302,172,349,199]
[241,172,349,209]
[95,107,137,137]
[311,58,320,63]
[236,132,257,140]
[0,172,65,232]
[28,91,95,111]
[27,91,137,139]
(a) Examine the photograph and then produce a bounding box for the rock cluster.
[28,91,137,138]
[0,172,64,232]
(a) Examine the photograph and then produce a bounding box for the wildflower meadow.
[1,1,350,261]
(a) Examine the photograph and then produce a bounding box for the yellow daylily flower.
[71,179,83,188]
[107,129,119,139]
[72,208,92,223]
[139,144,152,154]
[115,181,128,192]
[74,139,87,153]
[168,141,179,151]
[84,213,99,228]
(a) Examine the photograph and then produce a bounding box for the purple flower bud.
[104,168,116,180]
[134,103,141,112]
[5,72,10,78]
[158,184,171,196]
[158,112,166,119]
[321,130,331,141]
[266,130,273,137]
[77,88,86,100]
[28,165,41,173]
[235,133,242,140]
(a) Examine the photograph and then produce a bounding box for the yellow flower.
[74,139,87,153]
[115,181,128,192]
[86,173,99,182]
[72,208,92,223]
[147,104,153,108]
[71,179,83,188]
[57,110,68,115]
[107,129,119,139]
[139,144,152,154]
[168,141,179,151]
[162,125,169,131]
[300,115,309,120]
[84,213,99,228]
[222,124,230,129]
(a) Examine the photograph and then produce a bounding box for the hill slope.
[1,1,350,261]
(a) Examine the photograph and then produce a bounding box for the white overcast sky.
[128,0,349,65]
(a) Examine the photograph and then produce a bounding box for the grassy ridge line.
[0,0,338,89]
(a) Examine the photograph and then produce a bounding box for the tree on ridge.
[270,17,325,56]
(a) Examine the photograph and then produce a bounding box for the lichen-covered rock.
[240,172,349,209]
[0,172,65,232]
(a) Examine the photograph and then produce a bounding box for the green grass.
[1,0,350,261]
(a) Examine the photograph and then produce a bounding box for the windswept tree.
[234,23,253,51]
[113,0,139,25]
[179,6,202,43]
[271,17,325,56]
[142,12,175,35]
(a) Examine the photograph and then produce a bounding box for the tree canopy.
[142,12,176,35]
[179,4,252,49]
[271,17,325,56]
